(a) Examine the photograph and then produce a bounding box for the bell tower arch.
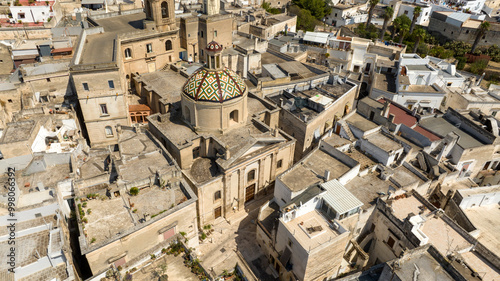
[143,0,176,32]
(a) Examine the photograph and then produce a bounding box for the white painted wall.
[10,5,52,23]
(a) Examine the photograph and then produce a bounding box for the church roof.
[182,67,247,102]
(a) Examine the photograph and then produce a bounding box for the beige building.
[179,11,234,64]
[74,127,199,275]
[71,0,182,147]
[147,42,296,226]
[267,79,359,161]
[258,180,354,280]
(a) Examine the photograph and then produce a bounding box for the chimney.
[382,100,390,118]
[388,114,395,123]
[477,72,486,86]
[324,170,331,181]
[280,98,284,107]
[254,37,258,50]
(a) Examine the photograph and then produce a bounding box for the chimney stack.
[324,170,331,181]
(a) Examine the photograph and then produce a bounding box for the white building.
[257,180,354,281]
[397,3,433,26]
[9,0,54,23]
[371,54,447,111]
[325,3,368,27]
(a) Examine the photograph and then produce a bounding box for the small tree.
[366,0,380,27]
[380,6,394,40]
[409,6,421,34]
[412,27,426,53]
[398,23,410,44]
[129,187,139,196]
[471,21,490,54]
[470,59,488,75]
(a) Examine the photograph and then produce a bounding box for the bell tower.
[144,0,176,32]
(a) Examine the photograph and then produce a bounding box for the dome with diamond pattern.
[182,67,247,103]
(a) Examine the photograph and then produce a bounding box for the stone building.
[179,0,234,64]
[74,127,199,275]
[266,79,359,161]
[428,11,500,47]
[357,191,500,281]
[147,42,296,225]
[71,0,182,147]
[257,181,352,281]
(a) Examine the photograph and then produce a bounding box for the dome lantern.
[206,41,223,70]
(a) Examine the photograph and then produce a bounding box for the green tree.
[471,21,490,54]
[398,22,409,44]
[470,59,488,75]
[391,16,401,39]
[380,6,394,40]
[366,0,380,27]
[409,6,421,34]
[392,15,411,40]
[412,27,426,53]
[292,0,331,20]
[290,5,319,31]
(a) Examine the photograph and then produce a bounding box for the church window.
[124,48,132,58]
[229,110,238,122]
[161,1,168,18]
[165,40,172,51]
[247,169,256,182]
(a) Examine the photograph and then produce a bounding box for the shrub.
[129,187,139,196]
[90,237,96,243]
[150,254,156,260]
[132,209,137,213]
[456,57,466,70]
[117,265,122,271]
[470,60,488,75]
[87,209,92,215]
[82,202,87,208]
[200,232,207,240]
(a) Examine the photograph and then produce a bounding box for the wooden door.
[214,206,222,219]
[245,184,255,203]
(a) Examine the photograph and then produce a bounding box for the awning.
[51,47,73,54]
[303,31,330,44]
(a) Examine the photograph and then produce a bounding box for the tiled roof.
[182,67,246,102]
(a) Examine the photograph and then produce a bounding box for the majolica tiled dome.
[182,68,247,102]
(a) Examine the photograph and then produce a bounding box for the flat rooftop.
[322,134,351,148]
[22,61,69,76]
[343,147,377,170]
[79,12,146,65]
[118,151,176,182]
[345,112,379,132]
[82,183,189,245]
[77,150,110,179]
[365,132,403,152]
[344,171,391,208]
[138,70,187,104]
[391,165,426,188]
[373,73,396,93]
[402,84,441,94]
[147,112,199,147]
[419,116,485,149]
[405,64,433,72]
[464,205,500,256]
[281,148,351,192]
[281,210,341,250]
[0,120,35,143]
[390,248,457,281]
[389,197,472,255]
